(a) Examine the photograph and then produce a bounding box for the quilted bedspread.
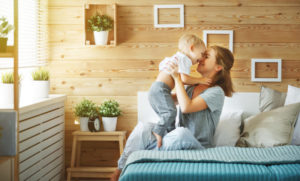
[120,146,300,181]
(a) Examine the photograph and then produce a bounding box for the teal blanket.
[120,146,300,181]
[125,145,300,166]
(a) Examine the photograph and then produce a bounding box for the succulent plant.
[99,99,121,117]
[88,14,113,32]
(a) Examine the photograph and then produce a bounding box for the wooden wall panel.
[118,6,300,25]
[49,0,300,7]
[48,43,300,60]
[49,24,300,44]
[48,59,159,78]
[47,0,300,174]
[118,24,300,43]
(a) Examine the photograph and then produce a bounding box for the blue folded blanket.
[122,145,300,175]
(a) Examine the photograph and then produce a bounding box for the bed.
[119,92,300,181]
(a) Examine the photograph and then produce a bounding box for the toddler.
[149,34,211,147]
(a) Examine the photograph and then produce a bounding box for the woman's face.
[197,48,219,76]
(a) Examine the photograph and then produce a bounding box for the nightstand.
[67,131,126,180]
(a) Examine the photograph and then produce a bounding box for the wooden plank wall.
[47,0,300,170]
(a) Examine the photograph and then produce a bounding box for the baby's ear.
[190,45,194,52]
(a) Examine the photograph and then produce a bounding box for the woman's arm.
[174,76,208,113]
[167,61,208,113]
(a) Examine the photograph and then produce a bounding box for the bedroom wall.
[48,0,300,169]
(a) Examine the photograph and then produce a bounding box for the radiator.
[18,97,65,181]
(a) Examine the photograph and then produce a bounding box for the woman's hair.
[210,46,234,97]
[178,34,205,55]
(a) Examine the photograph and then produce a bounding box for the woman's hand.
[165,58,179,79]
[152,132,162,148]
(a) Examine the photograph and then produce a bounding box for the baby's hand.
[152,132,162,148]
[199,77,212,85]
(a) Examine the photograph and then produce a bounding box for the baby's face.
[189,45,206,65]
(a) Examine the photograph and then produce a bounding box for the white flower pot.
[80,117,89,131]
[93,31,109,45]
[0,83,14,108]
[102,117,118,131]
[32,80,49,100]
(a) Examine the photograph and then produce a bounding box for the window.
[0,0,47,70]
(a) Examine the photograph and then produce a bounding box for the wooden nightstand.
[67,131,126,180]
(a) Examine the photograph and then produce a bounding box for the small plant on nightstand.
[31,67,50,100]
[99,99,121,131]
[88,13,113,45]
[74,99,100,132]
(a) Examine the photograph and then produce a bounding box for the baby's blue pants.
[117,122,204,169]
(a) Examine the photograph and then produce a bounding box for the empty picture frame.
[251,58,282,82]
[203,30,234,52]
[154,4,184,28]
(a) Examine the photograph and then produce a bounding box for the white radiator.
[18,100,65,181]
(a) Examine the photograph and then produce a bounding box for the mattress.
[119,146,300,181]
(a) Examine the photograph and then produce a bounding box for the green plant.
[1,72,14,83]
[74,99,99,119]
[99,99,121,117]
[88,14,113,32]
[32,68,49,81]
[1,72,21,84]
[0,17,14,38]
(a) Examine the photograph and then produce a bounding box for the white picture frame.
[154,4,184,28]
[203,30,234,52]
[251,58,282,82]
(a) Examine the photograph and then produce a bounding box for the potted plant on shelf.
[0,72,19,108]
[74,99,100,132]
[0,17,14,52]
[88,13,113,45]
[31,67,50,100]
[99,99,121,131]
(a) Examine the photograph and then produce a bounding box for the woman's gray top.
[179,85,225,148]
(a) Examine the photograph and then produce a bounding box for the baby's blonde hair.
[178,34,205,54]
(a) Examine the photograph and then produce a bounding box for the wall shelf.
[84,44,116,48]
[84,3,117,47]
[0,46,14,58]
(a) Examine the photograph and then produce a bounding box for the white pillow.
[285,85,300,105]
[236,103,300,148]
[284,85,300,145]
[213,110,243,147]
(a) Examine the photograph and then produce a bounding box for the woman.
[111,46,234,181]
